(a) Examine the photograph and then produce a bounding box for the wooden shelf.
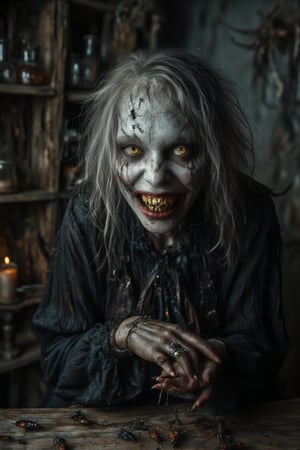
[65,89,91,103]
[0,189,72,204]
[70,0,115,12]
[0,83,56,97]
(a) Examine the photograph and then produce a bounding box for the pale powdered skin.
[116,92,202,250]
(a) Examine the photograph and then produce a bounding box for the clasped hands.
[112,316,227,410]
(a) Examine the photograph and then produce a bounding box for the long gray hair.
[81,49,254,272]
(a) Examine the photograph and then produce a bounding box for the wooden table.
[0,398,299,449]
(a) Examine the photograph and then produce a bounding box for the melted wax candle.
[0,257,18,304]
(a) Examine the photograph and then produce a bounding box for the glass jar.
[17,43,48,86]
[79,35,100,90]
[0,38,16,84]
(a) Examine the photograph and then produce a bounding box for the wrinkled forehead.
[118,80,181,124]
[124,78,169,103]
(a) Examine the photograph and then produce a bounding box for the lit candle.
[0,257,18,304]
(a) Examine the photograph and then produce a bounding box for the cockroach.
[70,410,92,426]
[148,427,162,443]
[118,428,138,441]
[168,429,181,447]
[15,419,41,431]
[52,436,68,449]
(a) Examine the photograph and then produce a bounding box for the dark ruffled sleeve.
[214,191,288,407]
[32,192,144,406]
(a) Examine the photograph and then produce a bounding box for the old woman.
[33,49,287,409]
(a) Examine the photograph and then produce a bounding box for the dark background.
[0,0,299,407]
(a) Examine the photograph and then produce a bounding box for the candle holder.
[0,257,18,304]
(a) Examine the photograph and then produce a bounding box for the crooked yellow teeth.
[141,195,176,212]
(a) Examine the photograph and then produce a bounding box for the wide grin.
[139,194,178,213]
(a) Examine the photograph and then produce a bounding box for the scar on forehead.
[129,118,144,133]
[127,95,144,133]
[130,108,136,120]
[129,97,144,119]
[132,123,143,133]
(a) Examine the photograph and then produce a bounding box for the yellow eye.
[130,146,140,155]
[174,146,188,157]
[124,145,142,156]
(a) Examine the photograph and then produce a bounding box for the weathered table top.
[0,398,299,449]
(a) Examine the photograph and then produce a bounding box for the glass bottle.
[79,35,100,90]
[0,38,16,84]
[17,42,48,86]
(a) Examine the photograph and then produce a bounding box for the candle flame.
[4,256,10,265]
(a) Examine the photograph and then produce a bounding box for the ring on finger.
[169,341,187,359]
[156,354,170,365]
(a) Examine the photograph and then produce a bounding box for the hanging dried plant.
[226,0,300,188]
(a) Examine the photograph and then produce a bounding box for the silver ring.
[169,341,187,359]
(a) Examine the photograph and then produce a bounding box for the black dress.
[32,176,288,409]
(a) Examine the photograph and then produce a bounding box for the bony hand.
[112,317,222,382]
[151,339,227,410]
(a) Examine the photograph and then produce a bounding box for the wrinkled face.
[115,92,202,247]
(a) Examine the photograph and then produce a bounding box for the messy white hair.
[81,49,254,273]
